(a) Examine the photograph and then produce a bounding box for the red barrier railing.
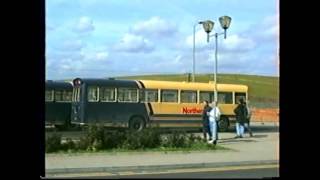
[251,108,279,122]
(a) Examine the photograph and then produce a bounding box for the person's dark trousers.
[245,121,253,137]
[207,123,212,139]
[216,121,219,140]
[202,122,211,140]
[202,122,207,140]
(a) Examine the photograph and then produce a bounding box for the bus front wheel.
[129,117,145,132]
[218,117,229,132]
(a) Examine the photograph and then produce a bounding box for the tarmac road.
[48,164,279,178]
[112,167,279,178]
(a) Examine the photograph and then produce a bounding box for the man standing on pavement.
[208,101,221,145]
[202,100,212,141]
[234,98,247,138]
[244,101,253,137]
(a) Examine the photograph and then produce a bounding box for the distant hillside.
[116,74,279,108]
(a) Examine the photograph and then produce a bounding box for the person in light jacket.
[208,101,221,145]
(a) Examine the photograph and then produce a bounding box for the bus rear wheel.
[218,117,229,132]
[129,117,145,132]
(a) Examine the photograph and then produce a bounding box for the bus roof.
[46,80,73,90]
[72,78,248,92]
[73,78,139,88]
[139,80,248,92]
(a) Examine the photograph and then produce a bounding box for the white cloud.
[185,29,208,49]
[46,0,279,79]
[73,16,95,33]
[221,34,256,51]
[60,40,85,51]
[131,16,177,38]
[95,52,109,61]
[114,33,154,53]
[77,49,109,62]
[248,14,279,43]
[61,64,72,70]
[261,14,279,37]
[185,31,256,52]
[56,58,77,71]
[260,22,279,41]
[262,14,279,27]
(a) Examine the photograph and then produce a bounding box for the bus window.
[88,86,99,102]
[118,88,138,102]
[235,92,246,104]
[55,90,63,102]
[199,91,215,103]
[161,90,178,103]
[181,90,197,103]
[45,90,53,102]
[100,87,116,102]
[218,92,233,104]
[62,90,72,102]
[139,89,158,102]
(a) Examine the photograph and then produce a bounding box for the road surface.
[50,164,279,178]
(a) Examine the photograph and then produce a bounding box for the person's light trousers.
[236,122,245,136]
[209,120,217,141]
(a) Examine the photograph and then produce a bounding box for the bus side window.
[139,89,158,102]
[147,90,158,102]
[139,90,144,102]
[45,90,53,102]
[181,90,197,103]
[218,92,233,104]
[55,90,63,102]
[118,88,138,102]
[88,86,99,102]
[62,90,72,102]
[235,92,246,104]
[161,90,178,103]
[100,87,116,102]
[199,91,214,103]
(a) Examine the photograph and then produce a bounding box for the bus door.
[71,85,82,124]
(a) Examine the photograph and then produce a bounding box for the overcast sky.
[46,0,279,80]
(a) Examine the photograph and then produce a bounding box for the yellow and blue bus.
[71,78,248,132]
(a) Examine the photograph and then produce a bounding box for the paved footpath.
[45,124,279,177]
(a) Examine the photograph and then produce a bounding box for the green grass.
[115,73,279,108]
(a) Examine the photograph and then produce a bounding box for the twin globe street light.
[192,16,232,103]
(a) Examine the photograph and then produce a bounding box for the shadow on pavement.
[250,134,268,138]
[227,125,279,133]
[250,126,279,133]
[218,138,258,144]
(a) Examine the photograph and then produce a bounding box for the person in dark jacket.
[202,100,212,141]
[234,98,247,138]
[244,101,253,137]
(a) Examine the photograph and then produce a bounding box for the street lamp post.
[200,16,231,134]
[212,32,224,103]
[200,16,231,103]
[192,21,204,82]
